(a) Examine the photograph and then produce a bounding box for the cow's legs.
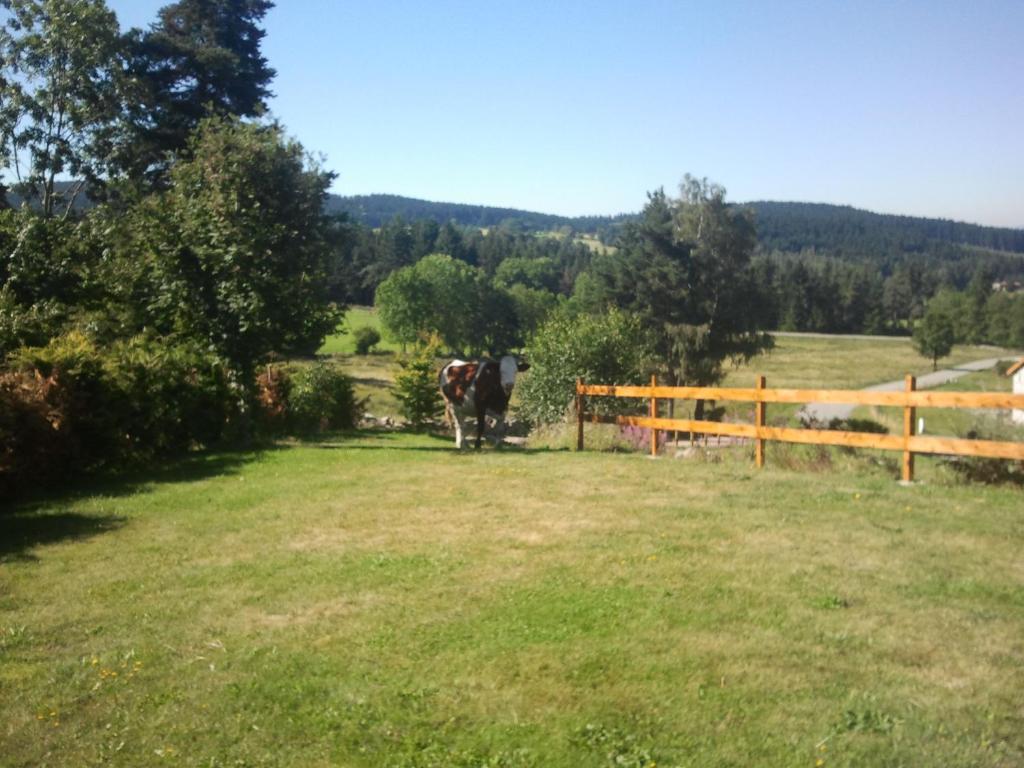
[475,402,486,450]
[451,405,465,449]
[491,413,507,447]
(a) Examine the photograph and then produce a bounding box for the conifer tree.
[116,0,275,183]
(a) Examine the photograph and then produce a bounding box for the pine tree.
[116,0,276,183]
[590,178,772,389]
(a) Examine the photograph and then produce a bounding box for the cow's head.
[498,355,530,397]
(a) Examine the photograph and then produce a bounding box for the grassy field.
[318,307,402,356]
[722,336,1018,390]
[2,433,1023,767]
[318,325,1021,426]
[853,368,1024,441]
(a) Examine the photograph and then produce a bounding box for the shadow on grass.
[320,444,563,455]
[304,429,565,455]
[2,446,284,517]
[0,512,127,562]
[1,446,289,560]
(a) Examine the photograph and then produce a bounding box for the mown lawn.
[2,433,1022,767]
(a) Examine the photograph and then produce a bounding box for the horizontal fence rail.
[574,375,1024,482]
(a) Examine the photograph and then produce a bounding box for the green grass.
[316,307,403,418]
[337,353,402,419]
[318,306,401,356]
[722,336,1019,390]
[2,433,1023,767]
[852,368,1024,442]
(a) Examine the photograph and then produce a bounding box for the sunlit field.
[2,432,1022,767]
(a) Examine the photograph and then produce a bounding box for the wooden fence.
[575,375,1024,482]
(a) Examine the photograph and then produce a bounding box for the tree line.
[357,215,1024,348]
[1,0,356,495]
[326,193,630,235]
[326,193,1024,265]
[332,194,1024,345]
[328,216,595,306]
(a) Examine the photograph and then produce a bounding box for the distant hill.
[7,184,1021,261]
[325,193,631,233]
[327,193,1024,260]
[745,201,1024,258]
[3,181,92,214]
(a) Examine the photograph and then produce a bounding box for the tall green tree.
[0,0,122,216]
[130,116,340,377]
[965,264,994,344]
[589,176,772,390]
[375,253,520,356]
[913,304,955,371]
[115,0,275,183]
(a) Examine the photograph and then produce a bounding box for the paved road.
[799,357,1017,424]
[773,330,1011,351]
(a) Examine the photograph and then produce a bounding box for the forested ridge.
[325,193,632,234]
[329,193,1024,257]
[747,201,1024,258]
[327,191,1024,345]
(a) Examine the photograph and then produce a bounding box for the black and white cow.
[438,355,529,449]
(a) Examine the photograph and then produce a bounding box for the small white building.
[1009,357,1024,425]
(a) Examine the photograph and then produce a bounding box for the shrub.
[353,326,381,355]
[393,337,443,430]
[256,365,292,432]
[106,335,237,455]
[287,362,357,433]
[0,367,69,496]
[947,424,1024,486]
[948,456,1024,486]
[516,307,654,425]
[7,331,123,473]
[0,285,68,357]
[1,331,238,495]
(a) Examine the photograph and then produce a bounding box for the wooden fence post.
[755,375,766,468]
[902,375,916,482]
[576,377,585,452]
[650,374,658,457]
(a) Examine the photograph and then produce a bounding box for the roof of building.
[1007,357,1024,376]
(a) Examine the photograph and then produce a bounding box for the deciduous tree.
[0,0,122,216]
[913,305,955,371]
[376,253,520,355]
[135,116,341,377]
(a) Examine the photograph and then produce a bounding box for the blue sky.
[109,1,1024,227]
